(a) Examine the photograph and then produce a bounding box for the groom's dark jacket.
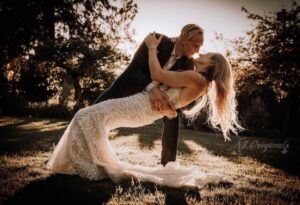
[94,34,194,103]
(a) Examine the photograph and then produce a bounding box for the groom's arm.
[127,40,152,89]
[185,59,195,71]
[148,58,194,111]
[127,33,169,90]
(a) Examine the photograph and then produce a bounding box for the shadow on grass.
[178,128,300,176]
[1,116,299,176]
[4,175,115,205]
[115,120,193,154]
[2,174,228,205]
[115,122,300,176]
[0,117,68,155]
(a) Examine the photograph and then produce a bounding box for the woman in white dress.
[47,33,243,188]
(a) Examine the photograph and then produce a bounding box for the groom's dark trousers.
[93,34,194,165]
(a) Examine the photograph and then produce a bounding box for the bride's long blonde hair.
[183,53,243,141]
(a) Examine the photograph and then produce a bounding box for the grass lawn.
[0,116,299,204]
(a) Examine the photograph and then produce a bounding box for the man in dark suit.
[94,24,204,165]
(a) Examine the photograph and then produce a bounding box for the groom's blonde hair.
[180,24,204,40]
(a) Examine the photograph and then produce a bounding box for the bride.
[47,33,243,188]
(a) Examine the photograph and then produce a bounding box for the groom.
[94,24,204,165]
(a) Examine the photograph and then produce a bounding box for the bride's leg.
[72,106,121,170]
[68,93,163,180]
[67,116,108,180]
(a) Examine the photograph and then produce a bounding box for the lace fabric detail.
[47,88,223,188]
[159,84,181,109]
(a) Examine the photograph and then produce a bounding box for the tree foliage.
[219,2,300,138]
[0,0,137,108]
[232,2,300,101]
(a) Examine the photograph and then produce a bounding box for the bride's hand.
[145,32,163,49]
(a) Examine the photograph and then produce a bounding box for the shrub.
[27,103,72,119]
[242,97,270,135]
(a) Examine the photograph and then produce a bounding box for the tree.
[0,0,137,110]
[225,2,300,139]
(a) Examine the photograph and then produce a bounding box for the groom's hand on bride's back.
[149,86,175,113]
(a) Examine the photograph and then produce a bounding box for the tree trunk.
[280,90,298,141]
[59,75,74,106]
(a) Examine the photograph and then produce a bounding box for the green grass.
[0,116,299,204]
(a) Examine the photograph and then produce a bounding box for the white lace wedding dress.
[47,85,224,188]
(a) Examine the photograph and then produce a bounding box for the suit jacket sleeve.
[126,40,151,89]
[126,34,169,90]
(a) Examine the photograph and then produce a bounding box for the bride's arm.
[145,34,207,89]
[149,51,205,88]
